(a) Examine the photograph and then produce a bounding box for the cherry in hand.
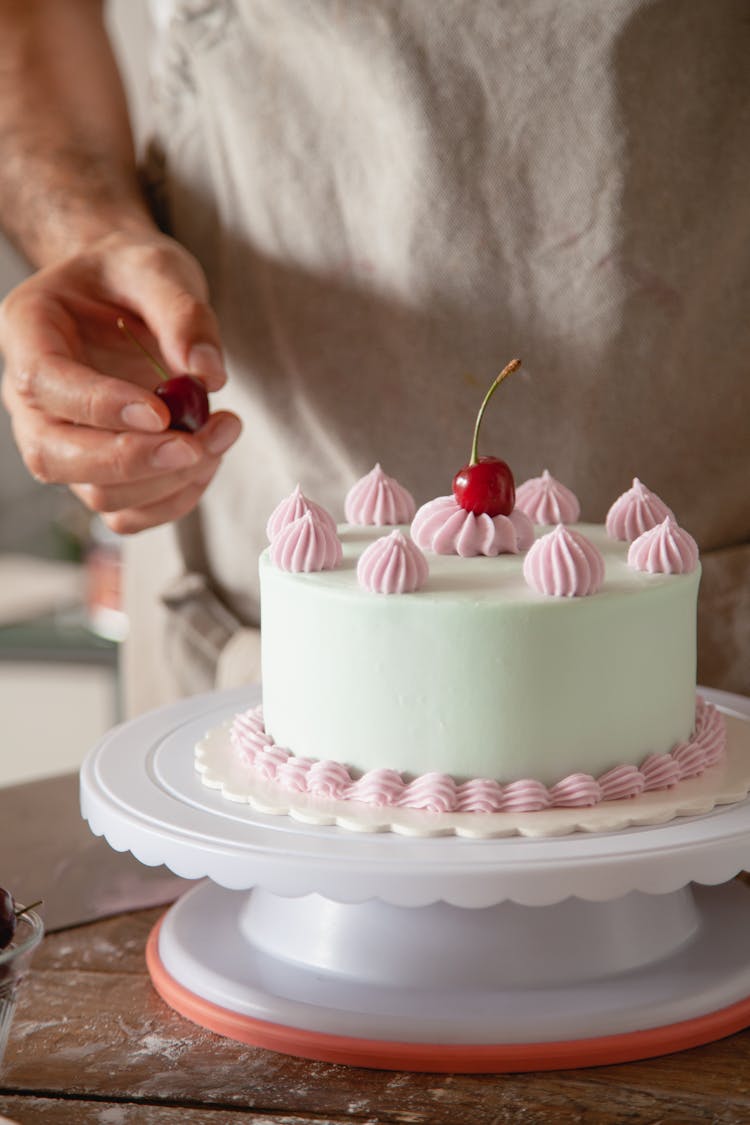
[154,375,210,434]
[117,318,210,433]
[452,358,520,517]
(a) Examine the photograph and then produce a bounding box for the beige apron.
[124,0,750,716]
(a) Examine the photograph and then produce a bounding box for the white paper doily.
[195,712,750,839]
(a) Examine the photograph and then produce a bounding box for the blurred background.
[0,1,150,786]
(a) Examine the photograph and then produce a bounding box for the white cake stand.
[79,685,750,1072]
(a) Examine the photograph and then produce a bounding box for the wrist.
[24,193,159,269]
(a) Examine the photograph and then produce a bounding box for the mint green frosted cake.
[226,441,724,813]
[259,521,699,788]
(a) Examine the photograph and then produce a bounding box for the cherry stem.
[469,358,521,465]
[116,317,170,383]
[14,900,42,918]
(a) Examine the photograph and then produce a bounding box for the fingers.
[72,455,220,514]
[1,284,172,432]
[10,405,241,488]
[102,239,228,390]
[14,413,200,485]
[1,233,229,430]
[85,475,218,536]
[0,230,242,535]
[11,350,171,433]
[72,412,243,534]
[198,411,243,457]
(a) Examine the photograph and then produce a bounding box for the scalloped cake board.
[195,712,750,839]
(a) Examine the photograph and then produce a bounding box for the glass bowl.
[0,906,44,1066]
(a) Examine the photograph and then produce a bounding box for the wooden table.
[2,777,750,1124]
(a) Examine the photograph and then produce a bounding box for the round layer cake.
[259,522,699,786]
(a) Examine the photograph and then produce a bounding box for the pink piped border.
[229,697,726,814]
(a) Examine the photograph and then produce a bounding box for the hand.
[0,229,242,534]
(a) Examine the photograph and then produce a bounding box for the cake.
[210,468,725,818]
[197,364,727,821]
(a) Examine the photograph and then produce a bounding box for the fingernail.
[188,343,226,385]
[205,416,242,455]
[152,439,200,470]
[121,402,164,432]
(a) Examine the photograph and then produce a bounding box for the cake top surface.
[260,522,699,606]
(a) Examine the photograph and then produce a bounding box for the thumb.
[106,239,228,391]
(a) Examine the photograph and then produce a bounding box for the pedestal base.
[146,880,750,1072]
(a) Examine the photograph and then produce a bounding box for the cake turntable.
[80,685,750,1072]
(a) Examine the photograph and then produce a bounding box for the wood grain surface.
[2,904,750,1124]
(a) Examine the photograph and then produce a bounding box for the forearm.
[0,0,156,267]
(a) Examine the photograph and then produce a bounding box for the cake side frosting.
[230,695,725,812]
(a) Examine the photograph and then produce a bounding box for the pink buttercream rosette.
[357,530,429,594]
[628,517,699,575]
[411,495,534,557]
[266,484,337,541]
[229,695,726,814]
[345,464,416,526]
[606,478,674,542]
[523,524,605,597]
[269,510,342,572]
[515,469,581,525]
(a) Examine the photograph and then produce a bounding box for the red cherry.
[155,375,210,433]
[452,358,521,517]
[0,888,17,949]
[452,455,515,517]
[0,888,43,950]
[117,317,210,433]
